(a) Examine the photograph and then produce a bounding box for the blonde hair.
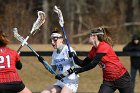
[0,31,9,47]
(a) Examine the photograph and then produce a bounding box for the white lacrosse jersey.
[52,45,78,82]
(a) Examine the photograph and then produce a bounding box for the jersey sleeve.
[15,51,20,62]
[96,44,109,53]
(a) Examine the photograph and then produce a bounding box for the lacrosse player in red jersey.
[0,31,31,93]
[41,28,79,93]
[65,27,133,93]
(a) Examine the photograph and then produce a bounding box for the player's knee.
[41,90,51,93]
[18,87,32,93]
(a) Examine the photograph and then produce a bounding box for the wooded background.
[1,0,140,44]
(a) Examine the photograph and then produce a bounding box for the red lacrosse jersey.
[88,42,127,81]
[0,47,22,83]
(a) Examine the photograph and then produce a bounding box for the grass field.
[8,44,140,93]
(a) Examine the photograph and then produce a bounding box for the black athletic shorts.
[98,71,133,93]
[103,71,132,88]
[0,81,25,93]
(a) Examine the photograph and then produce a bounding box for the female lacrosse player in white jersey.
[41,28,79,93]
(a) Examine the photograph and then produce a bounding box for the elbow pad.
[16,61,22,70]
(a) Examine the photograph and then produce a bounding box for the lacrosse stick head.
[53,5,64,27]
[13,28,19,40]
[13,28,18,33]
[13,28,26,45]
[31,11,46,34]
[54,6,60,14]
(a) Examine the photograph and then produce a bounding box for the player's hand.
[67,66,82,74]
[55,74,65,80]
[68,51,75,58]
[74,68,82,74]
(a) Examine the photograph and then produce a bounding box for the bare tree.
[42,0,49,43]
[0,0,35,43]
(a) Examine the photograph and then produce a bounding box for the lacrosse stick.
[13,28,56,75]
[17,11,46,54]
[53,6,71,51]
[54,6,76,67]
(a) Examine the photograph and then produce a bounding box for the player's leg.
[98,84,116,93]
[116,71,133,93]
[130,66,136,93]
[18,86,31,93]
[130,66,137,86]
[41,85,61,93]
[119,85,133,93]
[61,86,73,93]
[61,83,78,93]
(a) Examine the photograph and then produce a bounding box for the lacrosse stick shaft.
[61,26,77,69]
[26,44,57,75]
[61,27,71,52]
[13,28,56,75]
[54,6,76,68]
[26,44,39,57]
[17,34,31,53]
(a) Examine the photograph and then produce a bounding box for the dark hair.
[91,27,113,46]
[51,28,62,34]
[132,34,140,40]
[50,27,63,40]
[0,31,9,47]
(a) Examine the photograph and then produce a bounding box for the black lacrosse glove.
[67,66,75,74]
[55,74,65,80]
[74,68,84,74]
[37,56,44,63]
[68,51,76,58]
[67,66,83,74]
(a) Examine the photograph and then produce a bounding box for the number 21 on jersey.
[0,55,10,68]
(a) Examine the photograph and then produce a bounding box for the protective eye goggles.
[51,37,62,41]
[89,27,104,36]
[89,32,104,36]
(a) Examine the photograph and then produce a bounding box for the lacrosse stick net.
[17,11,46,53]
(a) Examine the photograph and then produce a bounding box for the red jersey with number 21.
[0,47,22,83]
[88,42,127,81]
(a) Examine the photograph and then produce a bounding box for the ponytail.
[102,27,113,46]
[0,31,9,47]
[96,27,114,46]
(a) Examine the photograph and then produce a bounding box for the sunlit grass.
[18,56,140,93]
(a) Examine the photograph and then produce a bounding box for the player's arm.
[74,53,106,74]
[56,53,105,79]
[123,43,135,51]
[69,52,92,67]
[16,61,22,70]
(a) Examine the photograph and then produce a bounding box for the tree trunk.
[42,0,49,43]
[125,0,134,34]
